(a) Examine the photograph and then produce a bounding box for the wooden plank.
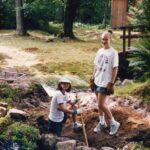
[120,35,150,39]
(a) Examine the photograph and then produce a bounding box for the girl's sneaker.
[93,122,107,133]
[109,121,120,135]
[73,122,83,129]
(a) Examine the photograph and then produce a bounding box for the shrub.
[1,122,40,150]
[0,84,21,103]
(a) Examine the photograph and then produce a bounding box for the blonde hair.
[101,29,113,39]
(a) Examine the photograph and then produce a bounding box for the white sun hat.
[59,77,71,83]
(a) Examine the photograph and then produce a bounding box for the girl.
[48,77,82,137]
[92,30,120,135]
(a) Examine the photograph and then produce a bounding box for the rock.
[115,78,122,86]
[121,143,133,150]
[0,140,20,150]
[122,79,133,86]
[56,140,76,150]
[36,116,48,133]
[130,128,150,147]
[56,136,73,142]
[100,147,114,150]
[77,146,97,150]
[0,107,7,117]
[8,108,28,120]
[40,134,56,150]
[0,102,8,108]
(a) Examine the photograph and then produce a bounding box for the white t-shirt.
[48,91,70,122]
[94,47,119,87]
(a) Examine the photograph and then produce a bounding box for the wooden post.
[128,27,131,49]
[123,28,126,58]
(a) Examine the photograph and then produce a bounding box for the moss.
[0,115,13,132]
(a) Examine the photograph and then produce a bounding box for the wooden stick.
[80,112,89,147]
[76,93,89,147]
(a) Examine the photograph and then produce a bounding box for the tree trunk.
[63,0,80,38]
[16,0,26,36]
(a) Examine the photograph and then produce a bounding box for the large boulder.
[40,134,56,150]
[122,79,133,86]
[0,102,8,108]
[0,106,7,117]
[100,147,114,150]
[56,140,76,150]
[77,146,97,150]
[8,108,28,120]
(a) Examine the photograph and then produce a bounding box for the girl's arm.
[111,67,118,83]
[58,103,73,113]
[92,66,97,79]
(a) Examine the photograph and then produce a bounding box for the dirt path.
[0,45,39,68]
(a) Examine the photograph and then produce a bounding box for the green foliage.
[128,39,150,80]
[0,122,40,150]
[129,0,150,28]
[0,84,21,103]
[0,0,15,28]
[1,0,111,30]
[78,0,111,25]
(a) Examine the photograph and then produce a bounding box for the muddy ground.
[62,106,150,149]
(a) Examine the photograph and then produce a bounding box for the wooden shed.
[111,0,128,28]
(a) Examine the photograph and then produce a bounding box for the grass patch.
[115,80,150,103]
[115,82,144,96]
[0,30,15,34]
[115,81,143,96]
[34,62,93,81]
[131,80,150,103]
[0,26,139,81]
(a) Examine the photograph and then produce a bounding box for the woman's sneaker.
[93,122,107,133]
[109,121,120,135]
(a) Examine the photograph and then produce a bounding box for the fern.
[128,38,150,80]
